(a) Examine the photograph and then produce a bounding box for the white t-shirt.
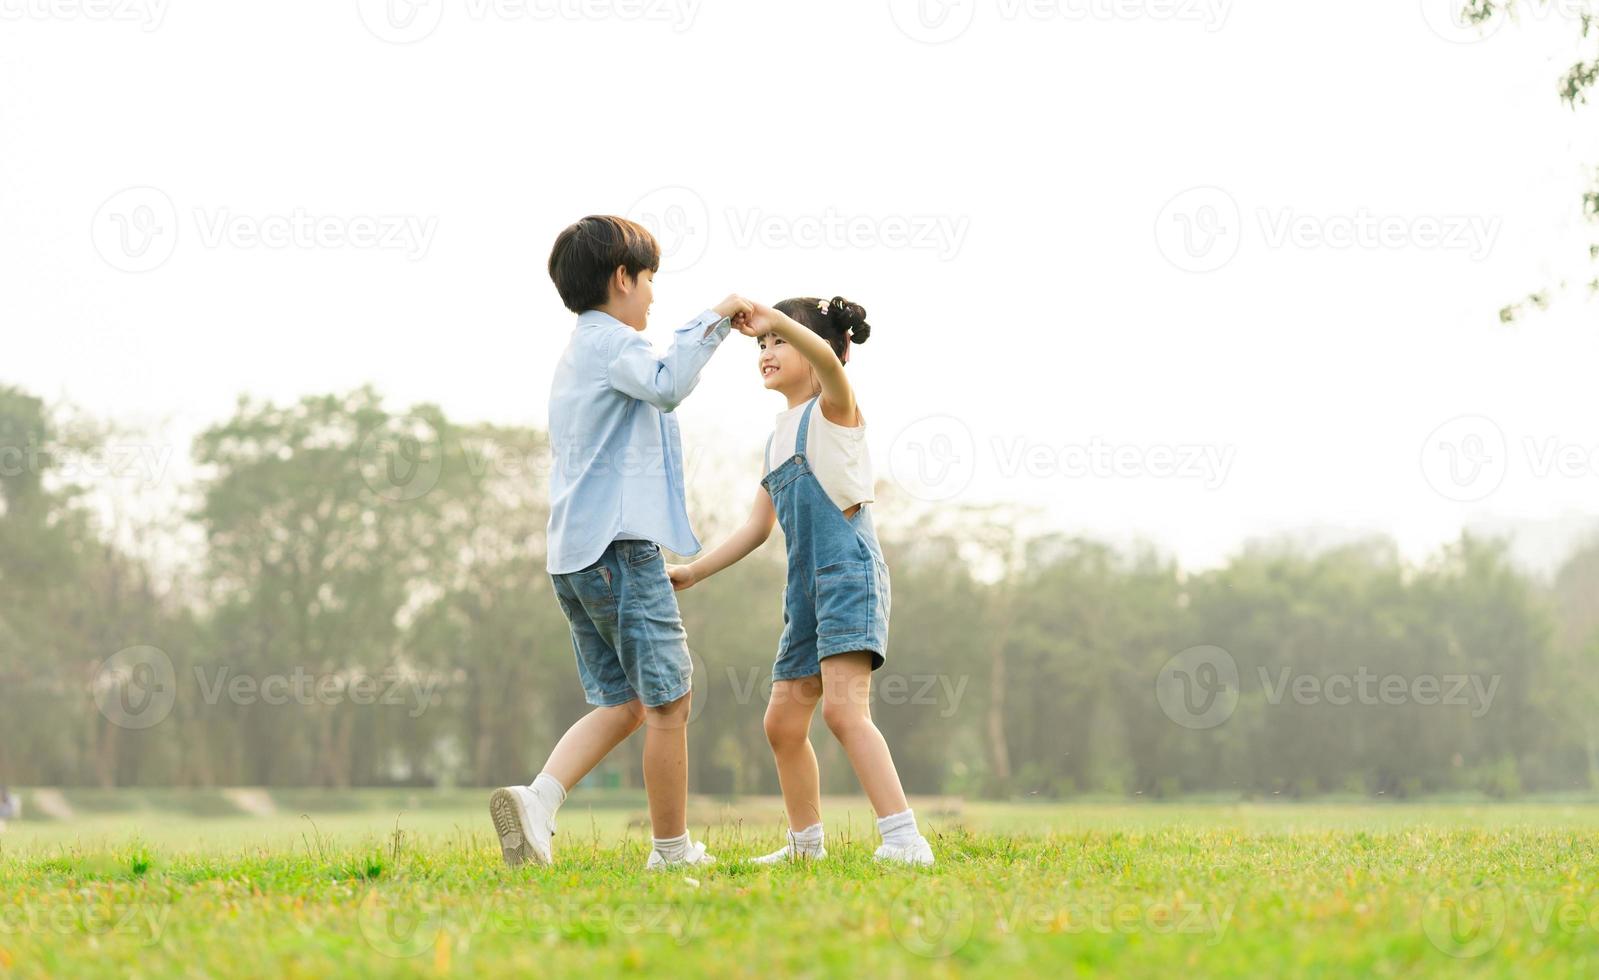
[764,401,876,512]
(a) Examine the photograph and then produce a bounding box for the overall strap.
[795,397,821,457]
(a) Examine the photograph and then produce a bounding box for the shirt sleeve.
[605,310,731,413]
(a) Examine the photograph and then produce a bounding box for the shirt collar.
[576,309,625,329]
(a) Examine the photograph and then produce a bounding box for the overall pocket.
[815,560,872,638]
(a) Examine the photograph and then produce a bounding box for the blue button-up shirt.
[546,308,732,575]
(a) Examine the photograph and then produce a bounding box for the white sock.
[876,808,920,849]
[652,831,690,862]
[787,822,824,855]
[529,772,566,818]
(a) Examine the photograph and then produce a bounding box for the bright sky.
[4,0,1597,573]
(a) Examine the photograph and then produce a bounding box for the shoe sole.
[489,788,548,868]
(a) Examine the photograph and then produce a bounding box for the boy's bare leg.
[819,653,910,817]
[540,700,645,789]
[642,692,693,839]
[764,676,824,831]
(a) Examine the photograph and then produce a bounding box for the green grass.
[3,797,1599,977]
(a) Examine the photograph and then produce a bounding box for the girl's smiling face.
[758,331,813,394]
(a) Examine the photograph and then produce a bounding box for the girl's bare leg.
[819,653,910,818]
[764,676,824,830]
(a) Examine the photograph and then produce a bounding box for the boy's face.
[610,266,654,331]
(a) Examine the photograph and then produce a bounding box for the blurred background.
[2,0,1597,811]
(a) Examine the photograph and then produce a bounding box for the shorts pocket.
[625,542,662,567]
[569,563,616,610]
[815,560,871,638]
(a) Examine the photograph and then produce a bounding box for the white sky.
[4,0,1598,573]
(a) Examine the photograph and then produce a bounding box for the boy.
[490,215,751,870]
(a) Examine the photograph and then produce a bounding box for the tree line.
[1,382,1595,798]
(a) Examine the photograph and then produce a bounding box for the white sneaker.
[874,836,935,866]
[489,786,554,868]
[646,839,717,870]
[752,841,827,865]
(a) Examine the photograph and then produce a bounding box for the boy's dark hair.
[773,296,872,363]
[548,215,661,313]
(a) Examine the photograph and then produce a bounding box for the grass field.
[3,793,1598,977]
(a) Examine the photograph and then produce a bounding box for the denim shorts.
[549,540,692,708]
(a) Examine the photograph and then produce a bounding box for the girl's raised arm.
[749,302,858,427]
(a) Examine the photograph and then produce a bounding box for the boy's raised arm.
[606,296,752,412]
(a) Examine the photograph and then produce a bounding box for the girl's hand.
[747,302,786,337]
[667,563,698,591]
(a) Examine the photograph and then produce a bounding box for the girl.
[668,296,934,866]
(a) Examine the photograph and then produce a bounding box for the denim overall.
[761,397,891,681]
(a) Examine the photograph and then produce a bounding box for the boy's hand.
[667,563,698,591]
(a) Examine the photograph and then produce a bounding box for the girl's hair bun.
[828,296,871,344]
